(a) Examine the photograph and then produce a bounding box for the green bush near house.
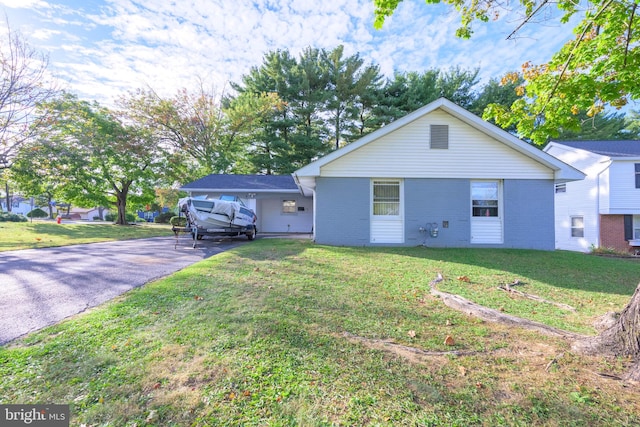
[169,216,187,227]
[0,212,28,222]
[154,212,174,223]
[104,213,137,223]
[27,208,48,218]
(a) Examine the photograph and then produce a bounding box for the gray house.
[293,98,584,248]
[180,174,313,233]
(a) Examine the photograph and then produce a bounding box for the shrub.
[27,208,48,218]
[154,211,174,224]
[0,212,28,222]
[170,216,187,227]
[104,213,138,223]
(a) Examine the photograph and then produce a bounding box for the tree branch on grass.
[429,273,640,382]
[428,273,583,339]
[497,280,576,312]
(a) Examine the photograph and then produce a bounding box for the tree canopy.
[23,93,166,224]
[373,0,640,144]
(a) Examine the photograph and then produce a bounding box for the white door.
[470,180,503,244]
[371,179,404,243]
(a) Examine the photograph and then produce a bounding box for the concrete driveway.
[0,235,247,345]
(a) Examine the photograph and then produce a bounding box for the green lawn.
[0,221,172,251]
[1,239,640,426]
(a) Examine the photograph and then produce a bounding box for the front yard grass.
[0,221,172,251]
[1,239,639,425]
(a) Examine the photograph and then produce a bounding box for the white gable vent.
[430,124,449,149]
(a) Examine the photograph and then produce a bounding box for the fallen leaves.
[444,335,455,346]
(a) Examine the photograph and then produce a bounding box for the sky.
[0,0,579,106]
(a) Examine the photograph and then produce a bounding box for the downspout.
[595,160,613,248]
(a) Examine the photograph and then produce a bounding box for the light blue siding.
[405,179,470,247]
[503,180,555,250]
[315,177,555,250]
[315,178,370,245]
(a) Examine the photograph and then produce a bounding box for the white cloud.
[0,0,578,105]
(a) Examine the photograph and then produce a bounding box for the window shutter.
[430,125,448,149]
[624,215,633,241]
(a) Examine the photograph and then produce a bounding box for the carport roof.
[180,174,300,193]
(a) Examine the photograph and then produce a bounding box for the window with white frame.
[372,180,400,216]
[471,181,499,217]
[571,216,584,237]
[635,164,640,189]
[282,200,296,214]
[634,215,640,239]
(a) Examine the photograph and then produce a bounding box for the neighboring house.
[0,196,45,216]
[180,174,313,233]
[293,98,584,248]
[544,140,640,253]
[67,207,107,221]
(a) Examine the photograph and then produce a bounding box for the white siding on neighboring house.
[608,161,640,213]
[321,110,554,180]
[544,144,606,251]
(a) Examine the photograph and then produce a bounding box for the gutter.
[595,159,613,248]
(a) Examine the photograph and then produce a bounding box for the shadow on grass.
[3,238,635,425]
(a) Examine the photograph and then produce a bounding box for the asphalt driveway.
[0,235,246,345]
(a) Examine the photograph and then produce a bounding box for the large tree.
[373,0,640,144]
[123,84,279,178]
[374,0,640,380]
[23,93,164,225]
[0,22,57,210]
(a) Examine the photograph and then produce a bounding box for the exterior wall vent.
[430,124,449,149]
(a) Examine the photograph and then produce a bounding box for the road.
[0,235,246,345]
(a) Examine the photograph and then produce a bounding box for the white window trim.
[570,216,584,238]
[470,180,503,219]
[282,199,297,214]
[371,179,403,220]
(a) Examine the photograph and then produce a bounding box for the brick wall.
[600,215,632,252]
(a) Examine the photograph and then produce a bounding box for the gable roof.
[293,98,584,195]
[547,140,640,158]
[181,174,299,193]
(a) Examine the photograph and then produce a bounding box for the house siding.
[544,144,604,251]
[404,179,470,247]
[186,190,312,233]
[502,180,555,250]
[608,161,640,213]
[315,178,370,245]
[321,110,553,180]
[258,196,313,233]
[316,177,555,249]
